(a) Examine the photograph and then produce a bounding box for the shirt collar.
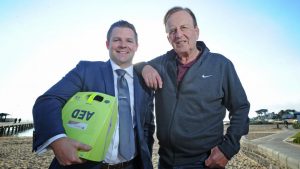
[110,59,133,78]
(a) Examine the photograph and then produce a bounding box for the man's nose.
[119,41,127,48]
[175,29,184,37]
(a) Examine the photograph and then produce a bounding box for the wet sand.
[0,124,282,169]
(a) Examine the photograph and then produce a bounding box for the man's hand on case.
[50,137,91,166]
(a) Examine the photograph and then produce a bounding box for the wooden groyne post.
[0,122,34,136]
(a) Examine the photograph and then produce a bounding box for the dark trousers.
[158,160,206,169]
[49,158,138,169]
[158,151,211,169]
[98,163,136,169]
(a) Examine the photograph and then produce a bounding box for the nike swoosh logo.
[202,74,213,78]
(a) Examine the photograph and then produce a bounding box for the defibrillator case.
[62,92,117,162]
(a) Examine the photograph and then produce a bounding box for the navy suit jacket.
[32,61,155,169]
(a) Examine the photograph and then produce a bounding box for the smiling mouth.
[175,40,187,45]
[117,50,128,54]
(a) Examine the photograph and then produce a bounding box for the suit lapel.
[102,61,115,96]
[133,71,144,125]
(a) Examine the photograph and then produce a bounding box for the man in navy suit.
[32,20,155,169]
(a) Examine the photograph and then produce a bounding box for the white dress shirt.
[105,60,135,164]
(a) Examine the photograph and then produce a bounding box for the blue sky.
[1,0,300,121]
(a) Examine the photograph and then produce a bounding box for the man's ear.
[195,26,200,39]
[106,41,109,49]
[167,35,171,44]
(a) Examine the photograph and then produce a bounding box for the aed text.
[71,109,94,121]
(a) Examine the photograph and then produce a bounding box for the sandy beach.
[0,125,282,169]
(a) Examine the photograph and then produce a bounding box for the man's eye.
[181,26,188,30]
[169,29,176,34]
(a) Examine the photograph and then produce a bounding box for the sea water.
[14,128,34,137]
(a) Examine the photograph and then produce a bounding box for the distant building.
[0,113,10,122]
[295,112,300,123]
[0,113,17,122]
[266,112,276,119]
[282,111,299,124]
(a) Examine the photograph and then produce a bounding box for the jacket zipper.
[167,81,181,163]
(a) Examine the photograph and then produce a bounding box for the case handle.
[87,93,104,104]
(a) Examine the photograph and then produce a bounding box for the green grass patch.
[291,132,300,138]
[291,132,300,144]
[292,123,300,129]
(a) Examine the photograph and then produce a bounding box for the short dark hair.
[163,6,198,27]
[106,20,138,43]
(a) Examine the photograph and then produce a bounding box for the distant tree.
[256,109,268,120]
[278,110,285,117]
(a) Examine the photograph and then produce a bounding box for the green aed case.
[62,92,117,162]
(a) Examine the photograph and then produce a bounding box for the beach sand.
[0,125,281,169]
